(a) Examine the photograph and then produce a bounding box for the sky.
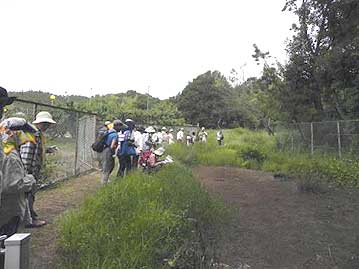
[0,0,297,99]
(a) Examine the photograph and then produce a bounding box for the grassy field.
[167,128,359,188]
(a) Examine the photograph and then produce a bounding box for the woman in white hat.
[147,147,166,169]
[19,111,56,228]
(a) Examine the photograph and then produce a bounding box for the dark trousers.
[27,192,38,220]
[117,155,132,177]
[0,216,20,245]
[132,155,139,170]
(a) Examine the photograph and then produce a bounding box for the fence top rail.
[14,98,98,116]
[275,119,359,125]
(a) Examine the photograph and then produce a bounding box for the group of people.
[97,120,225,184]
[97,120,177,184]
[0,87,57,242]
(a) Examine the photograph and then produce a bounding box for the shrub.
[57,163,230,269]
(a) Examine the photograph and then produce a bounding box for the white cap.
[104,121,111,126]
[161,126,167,131]
[201,127,205,131]
[33,111,56,124]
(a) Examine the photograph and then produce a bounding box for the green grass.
[57,163,230,269]
[167,128,359,187]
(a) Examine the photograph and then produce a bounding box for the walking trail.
[25,172,101,269]
[194,166,359,269]
[26,167,359,269]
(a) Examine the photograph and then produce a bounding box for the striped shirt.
[20,130,43,181]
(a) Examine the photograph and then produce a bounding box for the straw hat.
[33,111,56,124]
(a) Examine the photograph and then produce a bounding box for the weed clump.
[57,163,230,269]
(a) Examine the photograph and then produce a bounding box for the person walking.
[101,120,123,184]
[217,130,224,145]
[20,111,56,228]
[198,127,208,143]
[177,128,184,142]
[168,128,175,145]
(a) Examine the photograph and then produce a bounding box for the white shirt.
[177,130,184,141]
[134,131,143,154]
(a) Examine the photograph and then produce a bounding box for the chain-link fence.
[7,99,98,186]
[273,120,359,157]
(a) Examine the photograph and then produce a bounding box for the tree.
[177,71,234,128]
[283,0,359,121]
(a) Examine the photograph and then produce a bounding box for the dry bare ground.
[194,166,359,269]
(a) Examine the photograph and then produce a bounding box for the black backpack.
[91,131,111,153]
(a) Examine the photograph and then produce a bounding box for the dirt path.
[194,166,359,269]
[24,172,101,269]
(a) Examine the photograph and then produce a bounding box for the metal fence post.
[337,121,342,159]
[32,104,38,119]
[310,122,314,155]
[74,112,80,176]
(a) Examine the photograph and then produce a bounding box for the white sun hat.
[33,111,56,124]
[154,147,165,156]
[145,126,156,133]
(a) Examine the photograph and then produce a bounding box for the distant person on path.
[217,130,224,145]
[177,128,184,142]
[168,128,175,144]
[186,131,194,146]
[20,111,56,228]
[161,127,169,145]
[101,120,123,184]
[198,127,208,143]
[0,120,36,237]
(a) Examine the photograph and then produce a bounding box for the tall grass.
[167,128,359,187]
[57,163,230,269]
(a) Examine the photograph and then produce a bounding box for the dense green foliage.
[76,90,185,125]
[58,164,230,269]
[167,128,359,187]
[281,0,359,121]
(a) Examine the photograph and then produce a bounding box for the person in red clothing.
[147,147,166,169]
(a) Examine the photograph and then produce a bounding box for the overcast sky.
[0,0,296,99]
